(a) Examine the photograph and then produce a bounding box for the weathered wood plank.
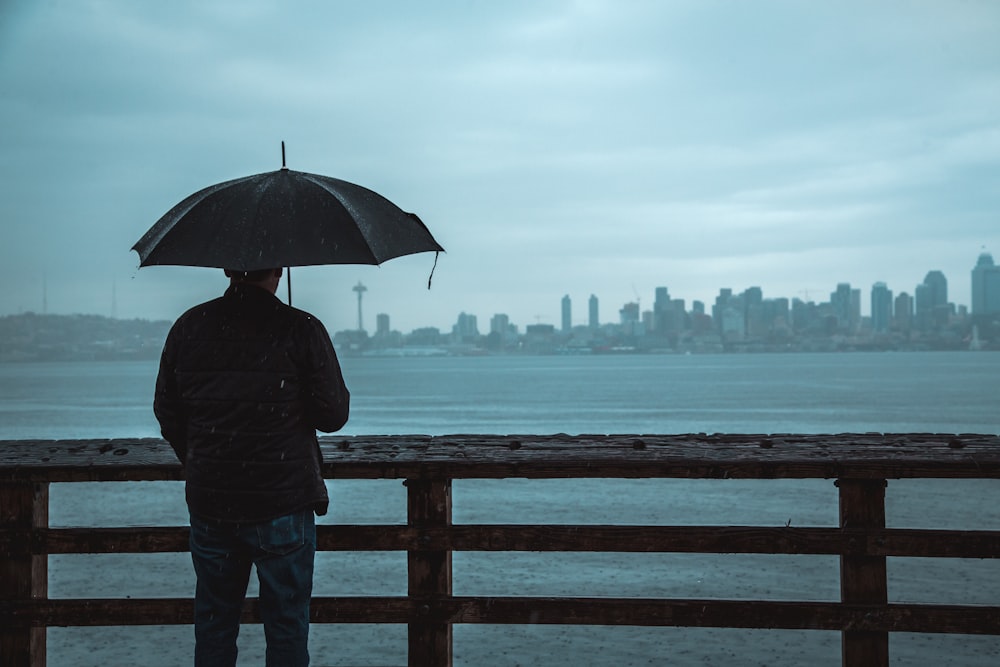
[406,479,453,667]
[0,439,181,482]
[0,482,48,667]
[839,479,888,667]
[434,525,1000,559]
[316,433,1000,480]
[1,526,190,555]
[438,597,1000,635]
[5,597,999,635]
[6,524,998,559]
[3,434,1000,482]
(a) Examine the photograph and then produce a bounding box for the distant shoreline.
[1,346,995,364]
[1,311,994,362]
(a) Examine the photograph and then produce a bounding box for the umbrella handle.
[281,138,290,304]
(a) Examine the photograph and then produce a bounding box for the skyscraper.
[588,294,599,329]
[654,287,670,335]
[619,302,640,325]
[894,292,913,332]
[561,295,572,332]
[490,313,510,335]
[453,312,479,341]
[713,288,735,335]
[831,283,855,332]
[871,282,892,333]
[916,270,949,330]
[972,252,1000,316]
[743,286,763,337]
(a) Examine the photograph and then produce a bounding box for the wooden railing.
[2,434,999,667]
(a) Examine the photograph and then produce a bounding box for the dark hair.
[224,268,280,282]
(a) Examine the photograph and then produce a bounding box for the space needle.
[352,281,367,332]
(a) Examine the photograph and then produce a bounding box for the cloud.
[1,0,998,333]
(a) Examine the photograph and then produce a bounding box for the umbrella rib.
[132,174,259,264]
[297,172,382,264]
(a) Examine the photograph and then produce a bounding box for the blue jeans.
[189,509,316,667]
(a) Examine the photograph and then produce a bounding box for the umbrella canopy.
[132,165,443,272]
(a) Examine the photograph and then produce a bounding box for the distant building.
[641,309,655,334]
[719,305,745,342]
[452,312,479,342]
[408,327,444,346]
[851,288,861,329]
[791,298,820,335]
[561,295,572,332]
[894,292,913,332]
[619,301,642,336]
[525,323,555,335]
[871,282,892,333]
[490,313,510,335]
[487,313,516,351]
[916,270,949,330]
[972,252,1000,316]
[830,283,859,333]
[743,286,764,337]
[376,313,390,336]
[653,286,687,338]
[619,301,640,324]
[588,294,599,329]
[653,287,670,334]
[763,297,790,337]
[712,288,735,335]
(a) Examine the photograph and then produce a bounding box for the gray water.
[2,351,998,439]
[1,352,998,665]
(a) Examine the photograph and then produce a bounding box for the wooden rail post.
[406,478,453,667]
[837,478,888,667]
[1,482,48,667]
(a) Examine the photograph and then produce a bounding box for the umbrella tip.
[281,141,287,170]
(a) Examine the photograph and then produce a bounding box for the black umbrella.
[132,143,444,301]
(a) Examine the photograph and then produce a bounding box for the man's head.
[224,268,283,294]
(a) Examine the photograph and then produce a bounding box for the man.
[154,267,350,667]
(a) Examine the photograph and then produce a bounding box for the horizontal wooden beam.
[4,597,998,635]
[3,434,1000,482]
[438,597,1000,635]
[5,525,998,559]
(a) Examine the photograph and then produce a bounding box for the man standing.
[154,267,350,667]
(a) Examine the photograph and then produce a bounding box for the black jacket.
[154,283,350,522]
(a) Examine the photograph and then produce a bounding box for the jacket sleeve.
[301,318,351,433]
[153,325,188,463]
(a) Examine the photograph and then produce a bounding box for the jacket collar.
[224,282,280,304]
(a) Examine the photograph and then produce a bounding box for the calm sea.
[1,351,998,439]
[2,352,998,666]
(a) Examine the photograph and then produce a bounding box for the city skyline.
[319,253,990,334]
[9,255,986,335]
[382,253,991,334]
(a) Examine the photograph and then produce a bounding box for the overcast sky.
[2,1,998,333]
